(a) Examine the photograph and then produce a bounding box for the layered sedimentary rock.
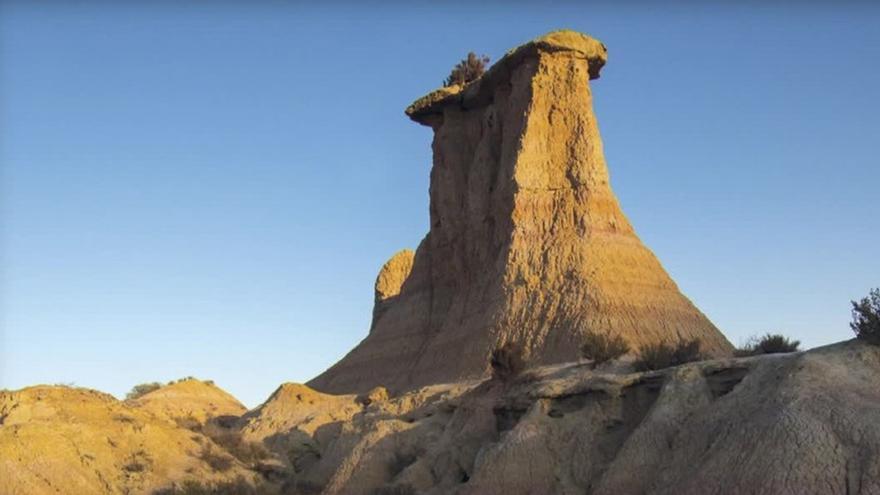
[4,341,879,494]
[252,340,880,495]
[309,31,732,394]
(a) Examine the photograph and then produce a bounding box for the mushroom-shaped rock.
[310,29,732,395]
[406,29,608,125]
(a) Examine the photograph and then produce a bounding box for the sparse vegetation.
[154,477,271,495]
[851,288,880,345]
[734,333,801,357]
[174,415,202,431]
[580,331,630,369]
[490,342,527,381]
[126,382,162,400]
[167,376,196,385]
[443,52,490,87]
[634,338,703,372]
[113,414,138,425]
[123,460,148,473]
[123,450,152,473]
[372,485,417,495]
[174,414,271,470]
[205,425,270,466]
[199,444,234,472]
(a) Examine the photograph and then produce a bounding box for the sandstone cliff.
[309,30,733,395]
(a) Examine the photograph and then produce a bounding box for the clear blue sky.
[1,2,877,407]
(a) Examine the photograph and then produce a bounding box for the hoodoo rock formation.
[2,30,877,495]
[310,31,733,394]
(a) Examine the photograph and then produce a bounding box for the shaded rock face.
[3,341,878,495]
[247,340,880,495]
[310,31,732,395]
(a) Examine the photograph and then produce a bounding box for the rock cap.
[405,30,607,125]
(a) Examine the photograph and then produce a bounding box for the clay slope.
[243,339,880,495]
[129,378,247,424]
[0,385,255,495]
[310,30,732,395]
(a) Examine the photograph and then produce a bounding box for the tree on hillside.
[126,382,162,400]
[851,288,880,345]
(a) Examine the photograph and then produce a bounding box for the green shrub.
[443,52,490,87]
[580,331,630,369]
[125,382,162,400]
[634,338,703,372]
[490,342,527,381]
[735,333,800,357]
[851,288,880,345]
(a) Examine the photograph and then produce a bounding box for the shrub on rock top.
[443,52,490,87]
[634,338,703,372]
[735,333,801,357]
[125,382,162,400]
[851,288,880,345]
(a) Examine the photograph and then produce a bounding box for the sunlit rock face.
[310,30,732,395]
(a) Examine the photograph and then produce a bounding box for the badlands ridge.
[2,31,877,495]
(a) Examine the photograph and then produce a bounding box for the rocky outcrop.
[372,249,415,326]
[246,339,880,495]
[3,340,877,494]
[309,30,733,395]
[0,385,253,495]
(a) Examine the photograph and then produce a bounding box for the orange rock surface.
[310,31,732,394]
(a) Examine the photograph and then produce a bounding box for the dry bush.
[178,416,270,470]
[125,382,162,400]
[851,288,880,345]
[443,52,490,87]
[122,460,147,473]
[490,342,527,381]
[580,331,630,369]
[634,338,703,372]
[173,415,202,431]
[122,450,152,473]
[199,444,234,472]
[735,333,800,357]
[372,485,417,495]
[154,477,271,495]
[201,421,271,466]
